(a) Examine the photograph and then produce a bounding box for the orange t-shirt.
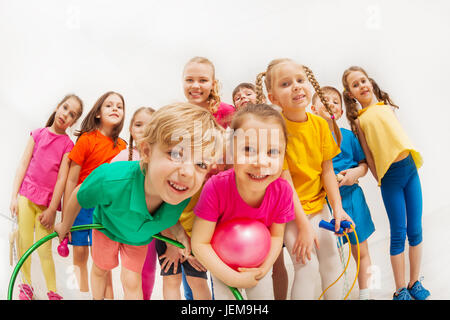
[69,130,127,185]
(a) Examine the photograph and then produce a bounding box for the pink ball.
[211,218,271,270]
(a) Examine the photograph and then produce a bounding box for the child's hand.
[234,268,260,288]
[175,232,191,259]
[54,222,71,243]
[39,208,57,230]
[338,168,360,187]
[185,256,207,272]
[292,222,320,264]
[10,198,18,217]
[332,208,355,234]
[159,244,183,274]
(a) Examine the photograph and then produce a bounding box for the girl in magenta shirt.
[192,104,295,300]
[10,94,83,300]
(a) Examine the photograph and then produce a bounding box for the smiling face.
[233,115,286,197]
[140,141,210,205]
[345,70,375,108]
[233,87,258,110]
[312,90,343,121]
[268,62,312,117]
[53,96,82,132]
[98,93,125,129]
[130,110,154,142]
[183,62,215,108]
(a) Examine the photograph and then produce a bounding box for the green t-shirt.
[77,161,190,246]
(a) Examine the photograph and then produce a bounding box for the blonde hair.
[342,66,399,135]
[256,59,342,145]
[128,107,155,161]
[140,102,225,166]
[184,57,221,114]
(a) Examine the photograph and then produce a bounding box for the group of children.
[9,56,430,301]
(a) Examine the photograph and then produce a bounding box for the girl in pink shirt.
[10,94,83,300]
[110,106,156,300]
[192,104,295,300]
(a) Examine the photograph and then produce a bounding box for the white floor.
[1,204,449,300]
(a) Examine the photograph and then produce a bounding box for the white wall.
[1,0,449,295]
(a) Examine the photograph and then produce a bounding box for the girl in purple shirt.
[192,104,295,300]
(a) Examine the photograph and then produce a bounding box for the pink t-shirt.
[110,147,140,162]
[194,169,295,227]
[19,127,74,210]
[213,102,235,128]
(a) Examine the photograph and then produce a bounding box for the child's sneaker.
[393,287,412,300]
[408,278,430,300]
[18,284,34,300]
[47,291,63,300]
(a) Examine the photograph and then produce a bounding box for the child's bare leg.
[104,270,114,299]
[186,276,211,300]
[272,249,288,300]
[162,274,182,300]
[121,267,143,300]
[351,240,372,290]
[91,263,109,300]
[73,246,90,292]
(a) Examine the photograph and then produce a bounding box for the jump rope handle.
[57,237,69,257]
[319,219,353,234]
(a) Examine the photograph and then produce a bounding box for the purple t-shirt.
[194,169,295,227]
[19,127,74,210]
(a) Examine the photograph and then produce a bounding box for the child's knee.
[163,274,182,289]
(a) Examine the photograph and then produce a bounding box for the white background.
[1,0,449,299]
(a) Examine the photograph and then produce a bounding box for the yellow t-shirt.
[358,102,423,186]
[283,113,341,215]
[178,185,203,237]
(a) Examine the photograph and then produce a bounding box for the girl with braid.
[10,94,83,300]
[110,106,155,299]
[256,58,353,300]
[342,66,429,300]
[311,86,375,300]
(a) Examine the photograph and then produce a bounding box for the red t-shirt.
[69,130,126,185]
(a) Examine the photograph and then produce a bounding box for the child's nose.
[179,162,195,177]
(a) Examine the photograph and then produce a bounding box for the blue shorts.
[340,184,375,245]
[69,207,94,246]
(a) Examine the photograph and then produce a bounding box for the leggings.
[142,240,157,300]
[380,154,423,256]
[17,195,56,292]
[284,206,344,300]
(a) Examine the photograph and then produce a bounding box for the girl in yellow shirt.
[256,58,354,300]
[342,66,429,300]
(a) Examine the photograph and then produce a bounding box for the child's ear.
[310,105,318,114]
[267,92,276,105]
[139,141,152,163]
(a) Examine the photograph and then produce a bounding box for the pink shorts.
[92,229,148,274]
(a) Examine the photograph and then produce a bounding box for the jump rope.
[8,220,360,301]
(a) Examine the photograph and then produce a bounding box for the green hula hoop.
[8,224,243,300]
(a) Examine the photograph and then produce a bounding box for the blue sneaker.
[393,287,413,300]
[408,279,430,300]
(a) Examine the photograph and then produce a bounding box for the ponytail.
[255,72,267,104]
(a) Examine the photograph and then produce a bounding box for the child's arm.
[54,184,82,242]
[322,159,354,233]
[39,153,71,229]
[63,161,81,215]
[355,119,378,182]
[165,221,190,258]
[10,136,35,216]
[281,170,319,264]
[238,222,285,280]
[191,216,260,289]
[338,161,368,187]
